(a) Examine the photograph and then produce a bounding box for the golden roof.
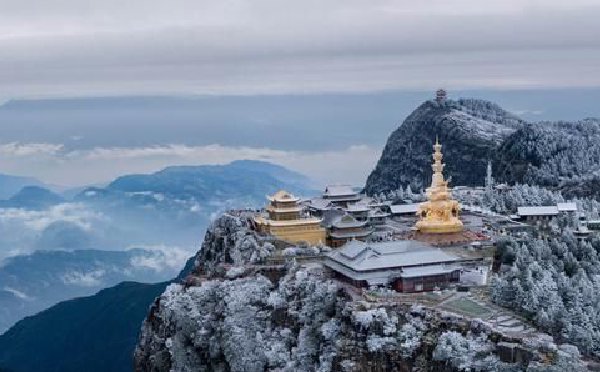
[267,190,300,203]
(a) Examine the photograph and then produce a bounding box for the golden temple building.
[254,190,326,246]
[415,138,464,234]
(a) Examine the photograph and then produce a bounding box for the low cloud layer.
[1,0,599,98]
[0,142,380,187]
[0,203,106,258]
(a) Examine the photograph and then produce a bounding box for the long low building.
[390,203,420,216]
[516,203,578,221]
[323,240,485,292]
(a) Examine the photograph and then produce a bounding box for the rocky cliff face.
[364,98,600,200]
[365,99,524,195]
[134,214,587,371]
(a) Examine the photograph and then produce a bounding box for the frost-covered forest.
[379,183,600,220]
[492,235,600,358]
[494,119,600,199]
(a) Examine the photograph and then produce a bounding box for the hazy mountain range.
[0,160,315,334]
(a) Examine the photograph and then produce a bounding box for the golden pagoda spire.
[415,137,463,234]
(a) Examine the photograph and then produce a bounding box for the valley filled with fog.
[0,160,314,332]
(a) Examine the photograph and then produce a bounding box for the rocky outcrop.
[365,98,524,195]
[364,98,600,200]
[134,214,588,371]
[192,212,275,276]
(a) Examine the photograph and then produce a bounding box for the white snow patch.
[61,269,106,287]
[3,286,33,300]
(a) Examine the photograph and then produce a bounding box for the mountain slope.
[0,175,46,200]
[105,160,314,202]
[364,98,524,194]
[0,282,167,372]
[0,249,187,333]
[0,186,64,209]
[0,257,195,372]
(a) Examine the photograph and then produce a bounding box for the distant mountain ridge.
[106,160,314,200]
[73,160,316,247]
[0,174,47,200]
[0,186,64,210]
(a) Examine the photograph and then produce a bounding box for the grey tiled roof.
[324,185,356,197]
[390,203,420,214]
[327,240,459,272]
[517,206,558,216]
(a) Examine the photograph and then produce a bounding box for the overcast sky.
[2,0,600,99]
[1,1,600,188]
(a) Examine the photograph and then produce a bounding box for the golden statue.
[415,138,463,233]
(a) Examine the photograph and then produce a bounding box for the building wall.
[392,271,460,293]
[330,270,368,288]
[326,231,370,248]
[269,211,300,221]
[272,200,298,208]
[268,224,326,246]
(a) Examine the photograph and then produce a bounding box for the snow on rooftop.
[327,240,459,272]
[390,203,420,214]
[332,214,367,229]
[517,206,559,216]
[368,210,390,218]
[306,198,332,210]
[346,203,371,212]
[324,185,356,197]
[267,190,300,202]
[557,202,578,212]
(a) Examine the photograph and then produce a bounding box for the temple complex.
[254,190,326,245]
[415,138,463,234]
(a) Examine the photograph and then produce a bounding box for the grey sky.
[1,0,600,99]
[1,1,600,188]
